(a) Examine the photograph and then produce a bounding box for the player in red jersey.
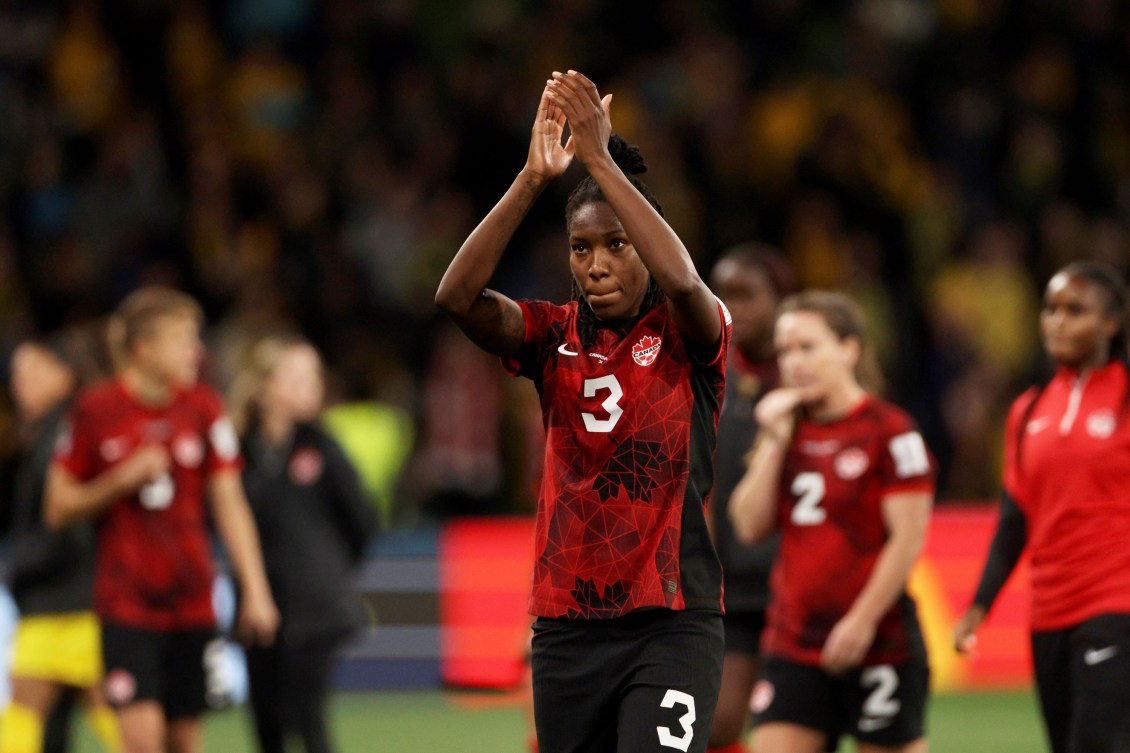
[43,287,279,753]
[437,71,729,753]
[729,291,934,753]
[954,261,1130,753]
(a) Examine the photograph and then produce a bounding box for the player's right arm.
[43,445,169,529]
[728,388,802,544]
[435,86,572,356]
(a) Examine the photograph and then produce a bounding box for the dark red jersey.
[763,397,934,666]
[503,299,731,619]
[1004,361,1130,630]
[54,378,243,631]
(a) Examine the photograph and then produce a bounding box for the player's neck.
[806,381,867,423]
[258,412,295,446]
[121,367,175,407]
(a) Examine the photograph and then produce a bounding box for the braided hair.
[565,134,666,349]
[1015,260,1130,469]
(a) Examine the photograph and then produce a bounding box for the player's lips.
[585,289,621,304]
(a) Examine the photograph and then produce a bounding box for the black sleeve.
[319,432,380,560]
[972,490,1028,612]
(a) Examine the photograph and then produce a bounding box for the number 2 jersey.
[503,298,731,619]
[54,378,243,631]
[763,396,934,666]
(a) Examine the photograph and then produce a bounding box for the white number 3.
[582,375,623,433]
[657,689,696,752]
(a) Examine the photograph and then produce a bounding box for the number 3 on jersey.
[582,375,623,433]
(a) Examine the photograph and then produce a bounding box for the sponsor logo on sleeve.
[209,417,240,461]
[1086,410,1116,439]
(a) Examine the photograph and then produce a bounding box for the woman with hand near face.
[729,291,934,753]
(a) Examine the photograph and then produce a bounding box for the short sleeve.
[199,387,243,474]
[877,411,935,497]
[53,396,95,480]
[500,299,567,379]
[701,297,734,368]
[1002,388,1038,507]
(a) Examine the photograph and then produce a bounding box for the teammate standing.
[706,245,795,753]
[229,335,378,753]
[436,71,729,753]
[954,261,1130,753]
[2,330,120,753]
[43,287,278,753]
[729,291,933,753]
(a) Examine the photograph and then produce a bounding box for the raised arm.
[547,70,720,346]
[435,87,573,356]
[728,388,802,544]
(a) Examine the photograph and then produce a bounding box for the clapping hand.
[545,70,613,169]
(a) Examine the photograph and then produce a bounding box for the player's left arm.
[820,489,932,674]
[208,469,280,646]
[547,70,721,346]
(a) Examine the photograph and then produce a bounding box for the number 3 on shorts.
[657,689,696,752]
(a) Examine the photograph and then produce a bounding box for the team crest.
[289,448,325,486]
[750,679,775,714]
[632,335,662,366]
[173,433,204,468]
[100,436,130,462]
[1087,409,1116,439]
[835,446,870,480]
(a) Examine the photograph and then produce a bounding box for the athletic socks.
[0,703,44,753]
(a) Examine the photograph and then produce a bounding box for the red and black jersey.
[1004,360,1130,631]
[763,397,934,666]
[503,299,731,619]
[54,378,243,631]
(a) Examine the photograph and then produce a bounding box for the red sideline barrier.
[439,506,1034,691]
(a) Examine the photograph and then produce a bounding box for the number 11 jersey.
[504,299,731,620]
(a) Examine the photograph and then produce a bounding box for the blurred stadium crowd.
[0,0,1128,522]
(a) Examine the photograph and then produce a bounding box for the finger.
[536,86,551,122]
[601,93,612,118]
[567,69,603,108]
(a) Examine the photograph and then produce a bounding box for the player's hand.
[237,590,280,647]
[112,444,171,493]
[820,612,876,674]
[524,85,574,182]
[753,388,803,445]
[546,70,612,169]
[953,604,986,656]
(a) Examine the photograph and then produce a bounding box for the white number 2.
[657,689,696,752]
[790,472,826,525]
[862,664,901,718]
[582,375,623,433]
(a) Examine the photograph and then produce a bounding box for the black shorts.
[1031,613,1130,753]
[101,624,217,719]
[531,608,724,753]
[722,610,766,657]
[752,655,929,750]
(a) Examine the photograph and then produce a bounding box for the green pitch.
[71,688,1045,752]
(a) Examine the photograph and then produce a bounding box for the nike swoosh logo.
[858,717,893,733]
[558,343,578,356]
[1027,417,1051,435]
[1084,646,1119,666]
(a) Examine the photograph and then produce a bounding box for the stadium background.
[0,0,1127,750]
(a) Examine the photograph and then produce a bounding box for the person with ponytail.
[437,71,730,753]
[729,291,934,753]
[954,261,1130,753]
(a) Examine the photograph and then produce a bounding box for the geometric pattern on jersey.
[762,396,934,666]
[504,298,731,619]
[54,378,242,631]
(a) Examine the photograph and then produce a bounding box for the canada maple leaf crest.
[632,335,662,366]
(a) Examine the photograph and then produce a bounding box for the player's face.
[712,259,777,359]
[568,201,649,321]
[1041,273,1118,368]
[9,343,75,421]
[137,314,203,387]
[262,344,324,423]
[775,310,860,403]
